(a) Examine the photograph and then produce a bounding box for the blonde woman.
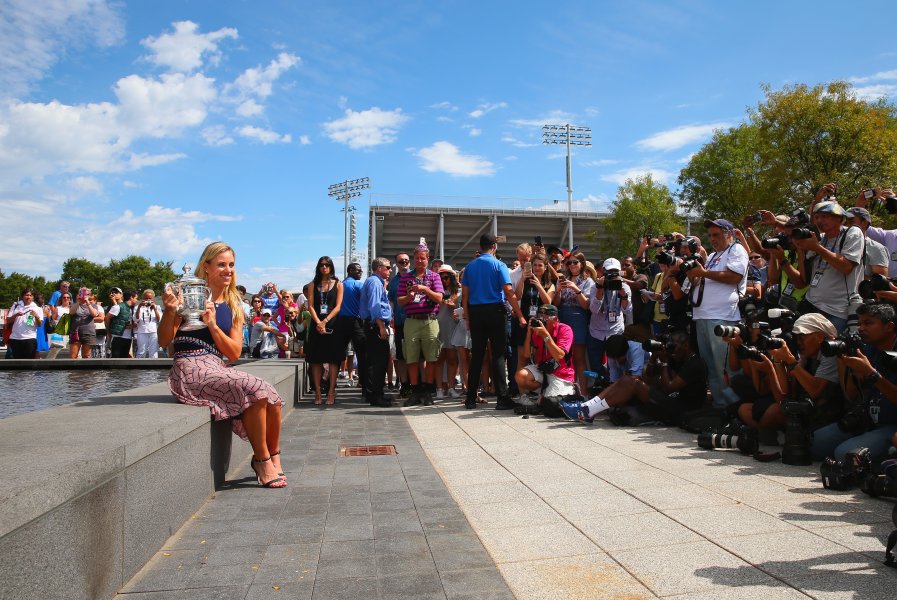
[160,242,287,488]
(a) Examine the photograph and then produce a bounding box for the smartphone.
[863,189,875,199]
[523,262,533,275]
[557,274,566,283]
[534,235,542,245]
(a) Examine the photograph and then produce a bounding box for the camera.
[790,227,815,240]
[739,295,763,320]
[735,344,764,362]
[529,316,547,329]
[746,212,762,226]
[858,273,891,300]
[604,270,623,291]
[656,250,676,265]
[820,331,863,357]
[820,447,873,490]
[786,208,811,228]
[714,323,745,338]
[885,194,897,215]
[761,234,791,250]
[642,337,674,353]
[679,257,700,273]
[861,473,897,499]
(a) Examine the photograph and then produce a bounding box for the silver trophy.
[166,264,212,331]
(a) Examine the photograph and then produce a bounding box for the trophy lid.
[175,263,206,286]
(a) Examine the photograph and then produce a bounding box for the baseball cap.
[261,308,272,316]
[603,258,622,271]
[846,207,872,223]
[537,304,558,315]
[703,218,735,232]
[109,287,123,295]
[791,313,837,337]
[813,201,847,218]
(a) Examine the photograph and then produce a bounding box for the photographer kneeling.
[562,329,706,425]
[515,304,576,410]
[812,303,897,462]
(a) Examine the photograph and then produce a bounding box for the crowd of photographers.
[547,184,897,501]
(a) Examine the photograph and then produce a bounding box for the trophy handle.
[165,281,181,298]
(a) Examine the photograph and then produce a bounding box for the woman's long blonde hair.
[195,242,242,324]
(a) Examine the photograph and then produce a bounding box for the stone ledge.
[0,358,302,600]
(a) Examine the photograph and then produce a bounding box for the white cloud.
[323,107,409,149]
[237,126,291,144]
[122,180,139,189]
[0,202,240,278]
[141,20,238,73]
[601,167,675,186]
[202,125,234,147]
[469,101,507,118]
[299,135,311,145]
[584,107,600,117]
[435,116,453,123]
[853,84,897,101]
[501,135,539,148]
[635,122,730,152]
[509,110,576,128]
[529,193,611,212]
[225,52,300,116]
[582,159,619,167]
[0,0,125,98]
[431,101,458,111]
[114,72,218,138]
[850,70,897,84]
[416,141,495,177]
[68,176,103,195]
[337,96,349,109]
[469,128,482,137]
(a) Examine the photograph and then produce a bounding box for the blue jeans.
[811,423,897,462]
[695,319,739,408]
[586,333,607,380]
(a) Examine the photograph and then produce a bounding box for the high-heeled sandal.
[270,450,286,480]
[251,456,287,488]
[326,390,336,405]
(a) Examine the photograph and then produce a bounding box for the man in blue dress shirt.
[337,262,366,396]
[361,257,393,407]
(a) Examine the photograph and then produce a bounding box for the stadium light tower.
[328,177,371,272]
[542,124,591,249]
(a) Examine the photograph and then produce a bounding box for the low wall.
[0,359,304,600]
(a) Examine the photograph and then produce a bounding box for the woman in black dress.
[303,256,344,405]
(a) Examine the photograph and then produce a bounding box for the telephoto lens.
[781,398,814,465]
[714,324,740,337]
[642,339,665,352]
[791,227,815,240]
[697,425,758,455]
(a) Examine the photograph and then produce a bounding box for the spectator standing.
[336,262,367,398]
[106,288,137,358]
[688,219,749,408]
[46,290,72,359]
[586,258,633,379]
[236,285,252,357]
[461,234,527,410]
[91,294,106,358]
[553,251,593,394]
[133,289,162,358]
[304,256,344,405]
[397,243,445,406]
[70,287,99,359]
[7,287,42,358]
[48,281,70,308]
[388,252,411,397]
[361,257,393,407]
[855,188,897,277]
[436,265,462,399]
[845,207,889,279]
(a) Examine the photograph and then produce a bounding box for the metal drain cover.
[339,445,397,457]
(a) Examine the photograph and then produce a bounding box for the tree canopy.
[678,81,897,223]
[0,256,177,307]
[599,174,683,258]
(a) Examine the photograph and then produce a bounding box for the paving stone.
[246,579,315,600]
[497,553,653,600]
[311,576,379,600]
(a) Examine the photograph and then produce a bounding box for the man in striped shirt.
[398,243,445,406]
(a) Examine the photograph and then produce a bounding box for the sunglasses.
[565,260,580,266]
[397,259,410,264]
[253,300,262,303]
[750,256,762,260]
[61,295,71,299]
[536,310,555,316]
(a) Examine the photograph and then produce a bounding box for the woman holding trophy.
[159,242,287,489]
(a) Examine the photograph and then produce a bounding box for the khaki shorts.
[403,317,441,363]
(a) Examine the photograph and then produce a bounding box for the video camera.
[604,269,623,291]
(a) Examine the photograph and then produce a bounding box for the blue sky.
[2,0,895,291]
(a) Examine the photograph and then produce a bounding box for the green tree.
[59,256,177,299]
[0,271,52,307]
[600,174,683,258]
[679,81,897,223]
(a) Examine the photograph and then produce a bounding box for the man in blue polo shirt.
[361,257,393,407]
[337,262,366,396]
[461,233,527,410]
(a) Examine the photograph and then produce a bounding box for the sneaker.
[495,397,516,410]
[517,392,536,407]
[436,389,446,399]
[448,388,461,399]
[559,400,594,424]
[338,371,347,379]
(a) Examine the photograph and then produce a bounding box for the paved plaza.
[119,386,897,599]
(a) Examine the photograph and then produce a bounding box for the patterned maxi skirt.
[169,353,284,440]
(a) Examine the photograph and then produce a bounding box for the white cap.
[602,258,621,271]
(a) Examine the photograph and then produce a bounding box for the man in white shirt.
[688,219,748,408]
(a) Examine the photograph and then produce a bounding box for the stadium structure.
[367,194,612,269]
